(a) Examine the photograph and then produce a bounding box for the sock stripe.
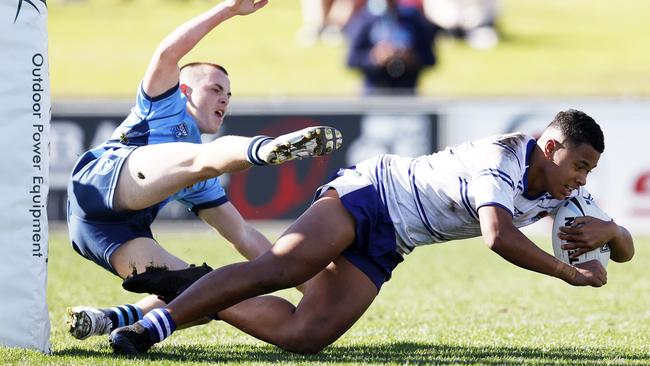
[104,304,141,331]
[135,306,143,320]
[120,306,134,325]
[142,308,176,343]
[117,306,131,326]
[111,307,125,328]
[143,313,164,342]
[246,136,272,166]
[155,309,172,337]
[152,312,166,342]
[124,304,142,323]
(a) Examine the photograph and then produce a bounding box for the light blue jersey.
[106,84,202,147]
[67,83,227,273]
[86,83,226,213]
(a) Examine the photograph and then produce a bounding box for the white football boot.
[66,306,113,340]
[259,126,343,165]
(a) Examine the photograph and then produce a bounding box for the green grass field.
[48,0,650,98]
[2,227,650,365]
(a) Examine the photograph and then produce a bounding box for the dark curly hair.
[547,109,604,153]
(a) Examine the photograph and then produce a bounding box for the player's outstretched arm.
[558,217,634,263]
[142,0,269,98]
[198,203,273,261]
[477,205,607,287]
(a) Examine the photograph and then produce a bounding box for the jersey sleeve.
[472,144,523,217]
[175,177,229,214]
[133,82,185,121]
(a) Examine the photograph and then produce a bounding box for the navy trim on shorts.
[333,184,403,291]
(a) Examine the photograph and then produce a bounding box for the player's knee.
[189,159,221,180]
[278,330,330,354]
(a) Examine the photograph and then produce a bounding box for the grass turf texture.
[48,0,650,98]
[2,226,650,365]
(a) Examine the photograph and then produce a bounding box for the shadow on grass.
[55,342,650,365]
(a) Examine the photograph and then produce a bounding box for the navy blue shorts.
[318,180,403,291]
[67,147,158,274]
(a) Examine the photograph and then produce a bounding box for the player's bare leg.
[67,236,216,339]
[114,136,251,212]
[166,189,355,325]
[109,189,361,354]
[109,237,189,278]
[217,256,377,353]
[114,127,342,212]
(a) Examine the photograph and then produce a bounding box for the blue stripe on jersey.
[476,168,515,190]
[522,139,547,200]
[477,202,514,217]
[409,160,445,241]
[459,177,479,220]
[375,155,389,210]
[493,141,521,167]
[537,204,557,210]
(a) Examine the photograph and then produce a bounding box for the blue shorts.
[67,147,159,274]
[317,173,403,291]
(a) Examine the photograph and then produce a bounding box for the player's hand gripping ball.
[552,195,611,268]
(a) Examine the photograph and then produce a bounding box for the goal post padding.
[0,0,51,353]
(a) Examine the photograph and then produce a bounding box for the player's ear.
[180,83,191,97]
[543,139,560,159]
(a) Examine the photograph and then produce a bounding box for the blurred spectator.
[423,0,500,49]
[296,0,365,47]
[345,0,436,95]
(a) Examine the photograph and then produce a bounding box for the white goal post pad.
[0,0,51,353]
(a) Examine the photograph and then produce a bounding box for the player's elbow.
[482,231,513,254]
[482,230,502,251]
[610,227,635,263]
[154,41,184,65]
[611,245,634,263]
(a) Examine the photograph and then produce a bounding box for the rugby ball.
[552,195,611,268]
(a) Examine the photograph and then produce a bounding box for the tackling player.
[110,109,634,354]
[65,0,342,340]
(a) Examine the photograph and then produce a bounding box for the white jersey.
[347,133,587,255]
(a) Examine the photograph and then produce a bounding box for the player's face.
[547,141,600,199]
[191,69,231,134]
